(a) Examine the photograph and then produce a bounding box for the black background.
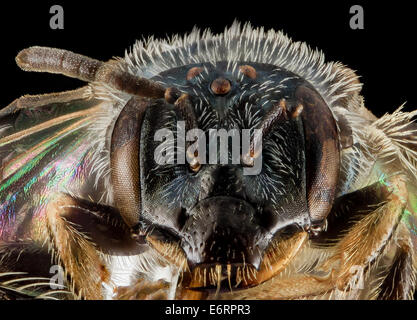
[0,1,415,117]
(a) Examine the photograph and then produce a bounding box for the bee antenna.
[242,99,289,165]
[257,98,290,138]
[15,46,182,102]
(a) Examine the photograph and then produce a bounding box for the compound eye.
[294,85,340,224]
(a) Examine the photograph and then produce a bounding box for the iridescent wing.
[0,87,108,242]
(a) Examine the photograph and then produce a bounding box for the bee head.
[110,61,340,291]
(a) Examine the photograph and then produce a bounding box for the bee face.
[136,62,334,289]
